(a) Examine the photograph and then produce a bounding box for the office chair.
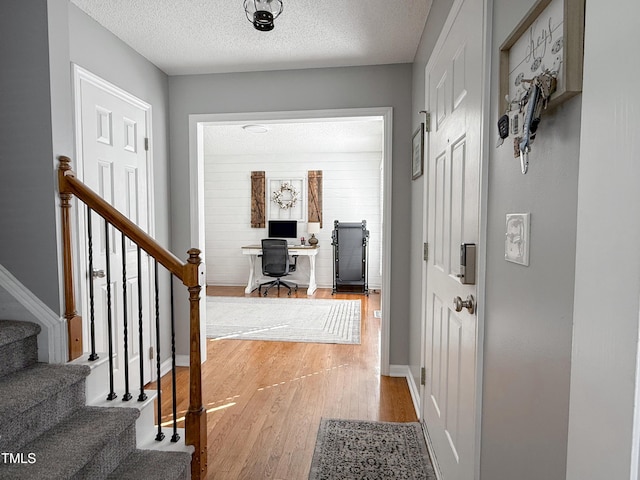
[259,239,298,297]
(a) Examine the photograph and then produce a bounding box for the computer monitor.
[268,220,297,239]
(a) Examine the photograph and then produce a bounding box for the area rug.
[206,296,361,344]
[309,418,436,480]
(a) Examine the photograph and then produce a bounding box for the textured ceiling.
[70,0,431,75]
[204,119,383,156]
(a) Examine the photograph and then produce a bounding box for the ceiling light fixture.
[243,124,269,133]
[243,0,283,32]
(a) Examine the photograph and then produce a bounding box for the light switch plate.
[505,213,530,266]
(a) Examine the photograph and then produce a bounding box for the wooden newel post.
[58,156,83,361]
[184,248,207,480]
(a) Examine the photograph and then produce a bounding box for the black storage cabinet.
[331,220,369,295]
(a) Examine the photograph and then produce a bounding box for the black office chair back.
[261,239,290,277]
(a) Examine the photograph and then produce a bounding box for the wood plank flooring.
[156,286,417,480]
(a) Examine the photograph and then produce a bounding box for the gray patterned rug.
[206,297,361,344]
[309,418,436,480]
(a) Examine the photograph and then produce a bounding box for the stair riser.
[72,423,137,480]
[0,379,86,452]
[84,362,193,455]
[84,358,111,404]
[0,335,37,378]
[136,398,158,445]
[0,318,192,479]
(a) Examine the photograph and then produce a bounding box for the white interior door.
[75,67,154,389]
[422,0,485,479]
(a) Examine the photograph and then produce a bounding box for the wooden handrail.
[57,156,207,479]
[58,157,185,281]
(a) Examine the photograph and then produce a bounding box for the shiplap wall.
[204,152,382,289]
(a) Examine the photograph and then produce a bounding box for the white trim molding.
[0,263,67,363]
[389,364,421,419]
[189,106,393,375]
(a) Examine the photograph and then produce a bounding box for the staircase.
[0,320,191,479]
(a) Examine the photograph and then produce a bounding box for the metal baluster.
[170,274,180,442]
[137,246,147,402]
[121,233,132,401]
[154,261,165,441]
[86,206,99,361]
[105,222,117,401]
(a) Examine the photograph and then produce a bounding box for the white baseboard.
[389,364,421,419]
[160,355,192,377]
[160,358,172,379]
[176,354,190,368]
[389,364,444,479]
[0,263,67,363]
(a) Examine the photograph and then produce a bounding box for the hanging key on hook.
[517,71,555,173]
[518,82,543,174]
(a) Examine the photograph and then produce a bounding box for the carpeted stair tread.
[0,363,90,418]
[0,320,41,378]
[0,320,40,348]
[106,450,191,480]
[0,406,140,480]
[0,363,91,452]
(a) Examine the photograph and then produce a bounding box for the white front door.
[74,66,154,390]
[421,0,486,478]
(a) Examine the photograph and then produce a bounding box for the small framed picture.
[412,123,424,180]
[505,213,530,266]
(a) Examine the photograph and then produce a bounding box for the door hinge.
[421,367,426,386]
[424,111,431,132]
[149,346,154,360]
[423,242,429,262]
[144,137,149,151]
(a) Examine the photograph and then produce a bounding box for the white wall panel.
[203,151,382,289]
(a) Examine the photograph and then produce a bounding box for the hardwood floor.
[157,286,417,479]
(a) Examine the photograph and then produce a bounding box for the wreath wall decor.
[271,182,299,210]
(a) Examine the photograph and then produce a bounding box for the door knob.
[453,295,475,314]
[92,269,105,279]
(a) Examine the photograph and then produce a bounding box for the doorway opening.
[188,107,393,373]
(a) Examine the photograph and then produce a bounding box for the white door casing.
[74,66,154,389]
[421,0,487,479]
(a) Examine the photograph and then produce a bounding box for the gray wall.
[566,0,640,477]
[411,0,579,478]
[0,0,173,360]
[168,64,413,365]
[0,1,172,327]
[482,0,578,478]
[68,4,171,252]
[0,0,63,311]
[67,5,174,360]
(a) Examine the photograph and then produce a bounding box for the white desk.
[241,244,319,295]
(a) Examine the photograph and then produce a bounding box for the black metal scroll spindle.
[121,233,132,401]
[137,246,147,402]
[170,274,180,442]
[86,206,99,361]
[105,222,117,401]
[154,261,165,441]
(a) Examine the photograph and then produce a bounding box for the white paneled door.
[75,67,153,390]
[422,0,485,479]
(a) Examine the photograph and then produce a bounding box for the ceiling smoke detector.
[243,0,283,32]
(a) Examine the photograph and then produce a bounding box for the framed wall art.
[412,123,424,180]
[268,178,305,221]
[499,0,585,112]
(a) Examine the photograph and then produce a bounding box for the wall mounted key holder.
[497,0,585,174]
